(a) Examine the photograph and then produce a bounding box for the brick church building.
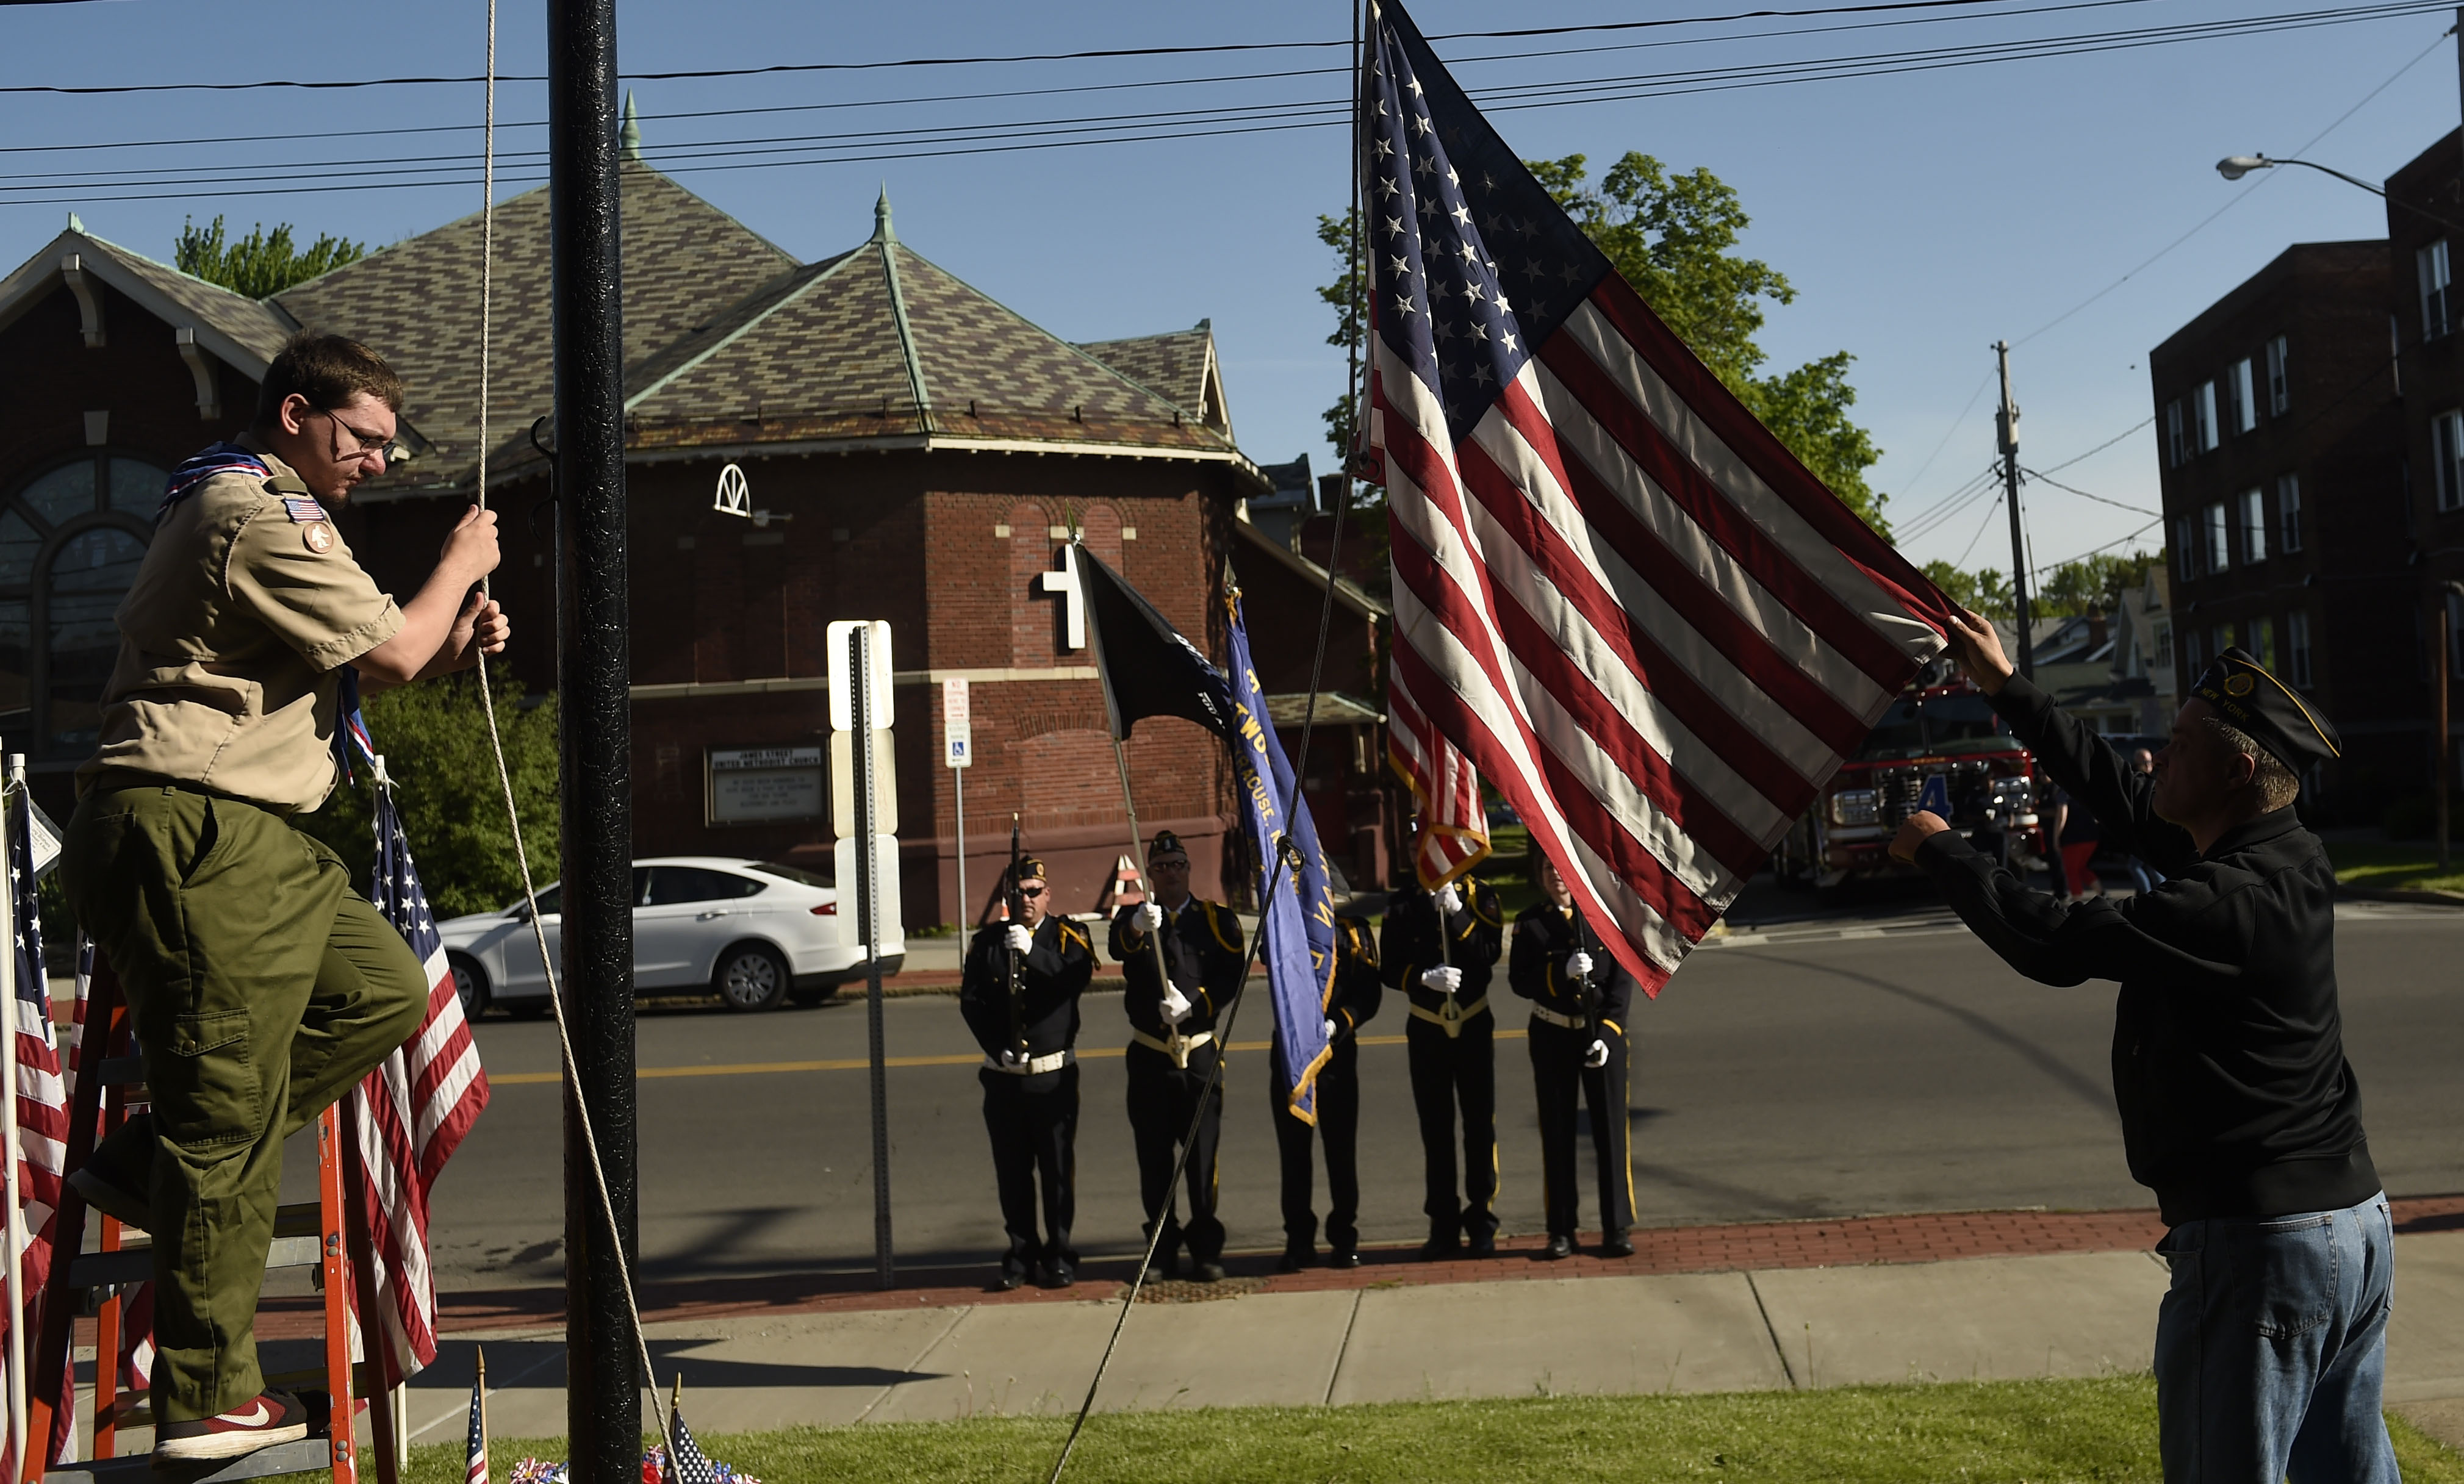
[0,130,1393,927]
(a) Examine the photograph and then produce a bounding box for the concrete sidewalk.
[357,1199,2464,1452]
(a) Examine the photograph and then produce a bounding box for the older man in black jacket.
[1893,611,2394,1484]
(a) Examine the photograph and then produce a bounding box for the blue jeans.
[2154,1192,2401,1483]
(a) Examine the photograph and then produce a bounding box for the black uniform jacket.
[1326,914,1384,1043]
[1380,879,1504,1017]
[958,914,1096,1091]
[1913,673,2378,1225]
[1109,897,1246,1043]
[1507,900,1636,1036]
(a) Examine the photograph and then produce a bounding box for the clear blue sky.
[7,0,2457,581]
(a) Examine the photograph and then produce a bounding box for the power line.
[0,0,2146,96]
[2019,467,2160,515]
[1953,493,2006,565]
[4,0,2444,206]
[2032,517,2163,574]
[2036,414,2153,473]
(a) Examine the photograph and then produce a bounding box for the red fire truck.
[1771,668,2047,894]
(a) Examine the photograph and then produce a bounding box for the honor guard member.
[1271,911,1383,1271]
[1110,830,1245,1282]
[1509,851,1637,1260]
[1381,863,1504,1260]
[59,334,509,1463]
[1895,617,2396,1484]
[958,855,1095,1290]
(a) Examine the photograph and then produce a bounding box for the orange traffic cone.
[1100,853,1146,911]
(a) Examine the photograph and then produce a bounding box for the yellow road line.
[489,1028,1528,1084]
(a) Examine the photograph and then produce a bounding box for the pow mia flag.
[1077,542,1235,742]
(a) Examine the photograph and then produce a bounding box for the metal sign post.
[944,677,971,927]
[830,620,897,1289]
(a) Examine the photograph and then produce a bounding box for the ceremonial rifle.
[1006,814,1029,1060]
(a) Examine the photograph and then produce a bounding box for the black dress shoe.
[1598,1233,1636,1258]
[993,1270,1026,1292]
[1277,1245,1315,1274]
[1043,1262,1077,1289]
[1191,1259,1226,1283]
[1542,1234,1575,1260]
[1467,1237,1498,1259]
[1418,1239,1461,1263]
[1329,1247,1361,1269]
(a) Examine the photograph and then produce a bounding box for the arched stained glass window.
[1,453,164,758]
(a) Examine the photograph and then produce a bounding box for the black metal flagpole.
[546,0,639,1477]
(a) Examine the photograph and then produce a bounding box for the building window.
[2265,334,2290,415]
[2228,357,2257,434]
[2194,381,2219,452]
[2174,518,2196,582]
[2421,239,2453,340]
[2204,501,2230,573]
[2164,400,2188,467]
[0,453,162,758]
[2213,622,2235,659]
[2154,621,2173,669]
[2436,410,2464,513]
[2277,473,2302,552]
[2237,488,2266,564]
[2247,615,2275,671]
[2183,624,2204,674]
[2288,609,2313,687]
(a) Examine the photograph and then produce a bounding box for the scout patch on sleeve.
[282,497,329,524]
[304,523,336,554]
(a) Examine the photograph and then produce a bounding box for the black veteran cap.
[2190,647,2341,769]
[1015,856,1048,883]
[1148,829,1189,861]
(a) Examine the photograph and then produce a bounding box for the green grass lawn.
[328,1378,2461,1483]
[2324,840,2464,897]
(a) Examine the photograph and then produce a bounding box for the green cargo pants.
[60,783,428,1422]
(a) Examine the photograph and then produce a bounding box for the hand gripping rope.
[462,1,682,1466]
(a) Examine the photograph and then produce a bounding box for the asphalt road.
[313,898,2464,1291]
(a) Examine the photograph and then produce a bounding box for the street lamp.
[2216,153,2464,234]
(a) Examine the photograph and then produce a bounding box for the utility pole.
[1995,340,2035,678]
[548,0,638,1477]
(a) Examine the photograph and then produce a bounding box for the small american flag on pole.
[345,719,490,1386]
[1363,1,1955,994]
[464,1350,489,1484]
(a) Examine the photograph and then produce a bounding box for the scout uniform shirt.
[77,437,403,814]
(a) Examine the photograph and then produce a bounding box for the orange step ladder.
[23,955,400,1484]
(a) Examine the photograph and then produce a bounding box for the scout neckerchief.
[158,442,270,519]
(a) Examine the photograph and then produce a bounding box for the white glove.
[1134,902,1166,934]
[1322,1017,1339,1042]
[1005,924,1034,955]
[1584,1039,1610,1069]
[999,1048,1023,1067]
[1420,965,1463,994]
[1160,984,1194,1024]
[1566,951,1594,980]
[1435,884,1463,914]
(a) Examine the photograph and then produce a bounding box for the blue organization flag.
[1221,585,1339,1124]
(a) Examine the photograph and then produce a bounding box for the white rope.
[463,0,678,1463]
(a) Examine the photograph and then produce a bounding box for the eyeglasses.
[1018,885,1046,898]
[318,407,400,465]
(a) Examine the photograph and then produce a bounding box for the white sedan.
[437,856,906,1016]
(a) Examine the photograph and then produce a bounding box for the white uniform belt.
[1409,995,1489,1037]
[1130,1027,1216,1069]
[983,1048,1075,1075]
[1528,1004,1584,1030]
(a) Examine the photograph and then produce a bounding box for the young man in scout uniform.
[1270,911,1382,1271]
[1380,856,1504,1260]
[1508,850,1636,1260]
[59,333,509,1463]
[958,853,1094,1290]
[1894,618,2394,1483]
[1110,830,1245,1282]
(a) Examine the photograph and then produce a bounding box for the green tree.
[1923,560,2014,620]
[1315,208,1367,468]
[2033,550,2161,618]
[1525,152,1886,531]
[295,664,561,920]
[175,215,365,299]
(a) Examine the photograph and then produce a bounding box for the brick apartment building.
[0,137,1394,926]
[2385,129,2464,798]
[2149,240,2416,819]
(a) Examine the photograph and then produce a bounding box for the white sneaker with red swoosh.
[153,1389,310,1463]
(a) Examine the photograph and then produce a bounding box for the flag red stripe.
[1486,382,1873,758]
[1583,276,1955,634]
[1388,509,1722,944]
[1536,331,1919,692]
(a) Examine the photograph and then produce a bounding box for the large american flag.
[348,761,490,1387]
[5,797,70,1471]
[1364,1,1955,994]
